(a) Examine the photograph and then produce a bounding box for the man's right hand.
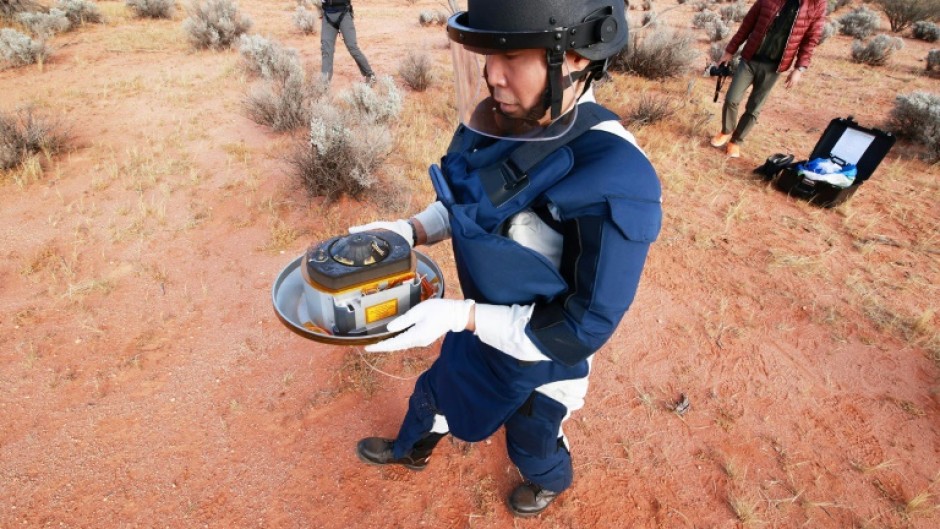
[719,52,733,66]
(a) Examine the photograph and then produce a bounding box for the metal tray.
[272,250,445,346]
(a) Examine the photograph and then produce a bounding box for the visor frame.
[446,11,615,53]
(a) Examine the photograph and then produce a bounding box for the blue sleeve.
[525,196,661,367]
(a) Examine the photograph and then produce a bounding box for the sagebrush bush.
[851,34,904,65]
[888,91,940,161]
[398,51,433,91]
[628,94,676,126]
[0,28,48,67]
[292,6,318,34]
[182,0,252,50]
[872,0,940,33]
[56,0,103,25]
[340,75,402,124]
[692,10,720,29]
[238,34,301,82]
[16,9,71,38]
[126,0,175,19]
[418,10,447,26]
[0,106,69,172]
[926,49,940,71]
[290,99,393,200]
[245,72,317,132]
[720,2,747,23]
[1,0,41,21]
[820,20,839,44]
[706,19,731,42]
[827,0,852,13]
[913,21,940,42]
[609,30,698,80]
[839,6,881,38]
[709,41,727,63]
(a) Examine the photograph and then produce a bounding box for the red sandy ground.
[1,2,938,528]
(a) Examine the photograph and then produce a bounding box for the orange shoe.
[726,142,741,158]
[711,132,732,147]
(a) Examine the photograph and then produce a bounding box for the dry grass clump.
[912,20,940,42]
[289,76,401,200]
[872,0,940,33]
[182,0,252,50]
[888,91,940,162]
[126,0,175,19]
[0,28,49,68]
[627,94,676,127]
[16,9,71,38]
[0,106,70,173]
[56,0,103,25]
[609,29,698,80]
[839,6,881,38]
[292,5,318,35]
[245,72,325,132]
[692,9,720,29]
[851,34,904,66]
[398,51,433,91]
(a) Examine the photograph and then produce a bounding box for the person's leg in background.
[729,60,782,154]
[714,60,757,151]
[338,14,375,81]
[320,12,340,82]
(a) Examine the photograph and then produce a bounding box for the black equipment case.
[771,116,895,208]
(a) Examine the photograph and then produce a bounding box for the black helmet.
[449,0,628,62]
[446,0,628,140]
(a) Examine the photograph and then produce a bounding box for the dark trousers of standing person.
[320,9,374,81]
[722,60,781,144]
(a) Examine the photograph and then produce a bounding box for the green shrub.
[912,21,940,42]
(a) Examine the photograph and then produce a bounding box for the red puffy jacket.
[726,0,828,72]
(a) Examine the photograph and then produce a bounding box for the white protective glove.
[365,299,475,352]
[349,219,414,247]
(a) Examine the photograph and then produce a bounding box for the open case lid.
[809,116,896,184]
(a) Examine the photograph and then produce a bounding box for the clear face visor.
[450,43,579,141]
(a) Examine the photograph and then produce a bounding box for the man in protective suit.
[350,0,662,517]
[319,0,375,83]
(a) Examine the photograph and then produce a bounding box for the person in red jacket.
[710,0,827,158]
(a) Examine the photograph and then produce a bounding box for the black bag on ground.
[766,116,895,208]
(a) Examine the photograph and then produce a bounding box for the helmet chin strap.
[543,51,604,120]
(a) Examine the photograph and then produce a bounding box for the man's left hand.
[786,69,803,89]
[364,299,475,352]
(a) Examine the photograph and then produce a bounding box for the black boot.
[508,481,560,517]
[356,433,444,471]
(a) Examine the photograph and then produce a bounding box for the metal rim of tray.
[271,250,445,346]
